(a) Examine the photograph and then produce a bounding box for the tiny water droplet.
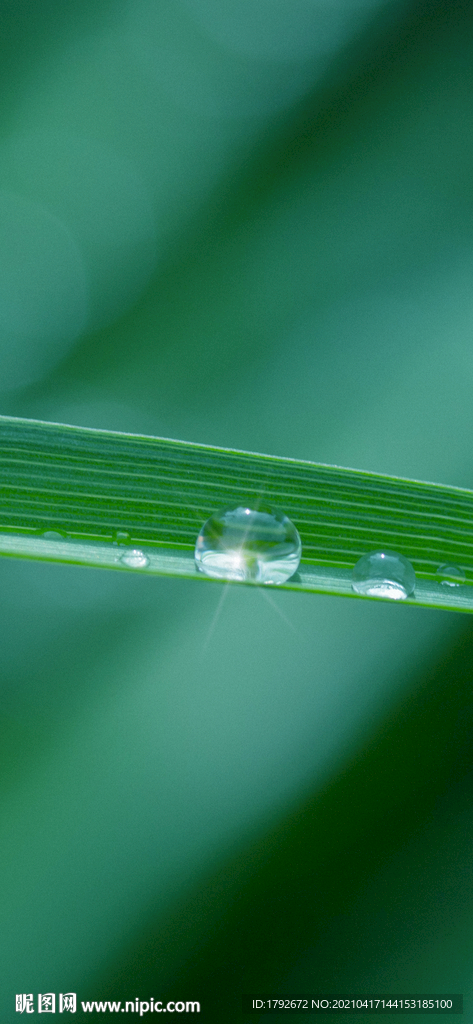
[119,549,149,568]
[112,530,131,546]
[195,504,302,584]
[437,563,465,587]
[42,530,66,541]
[351,550,416,600]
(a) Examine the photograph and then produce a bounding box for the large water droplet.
[195,504,301,584]
[119,549,149,568]
[351,550,416,600]
[42,530,66,540]
[437,563,465,587]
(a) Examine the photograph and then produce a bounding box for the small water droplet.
[351,550,416,600]
[112,530,131,546]
[436,563,465,587]
[119,549,149,568]
[42,530,66,541]
[195,504,302,584]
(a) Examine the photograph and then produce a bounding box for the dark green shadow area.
[0,0,118,112]
[86,614,473,1021]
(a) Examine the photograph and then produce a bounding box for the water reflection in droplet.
[351,550,416,601]
[195,504,301,584]
[119,549,149,568]
[436,563,465,587]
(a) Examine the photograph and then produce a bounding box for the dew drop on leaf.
[436,563,465,587]
[351,550,416,600]
[119,549,149,568]
[194,504,302,584]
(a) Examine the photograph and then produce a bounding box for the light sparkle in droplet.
[195,504,301,584]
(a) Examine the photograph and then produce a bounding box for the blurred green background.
[1,0,473,1020]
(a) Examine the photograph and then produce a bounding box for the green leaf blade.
[1,414,473,613]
